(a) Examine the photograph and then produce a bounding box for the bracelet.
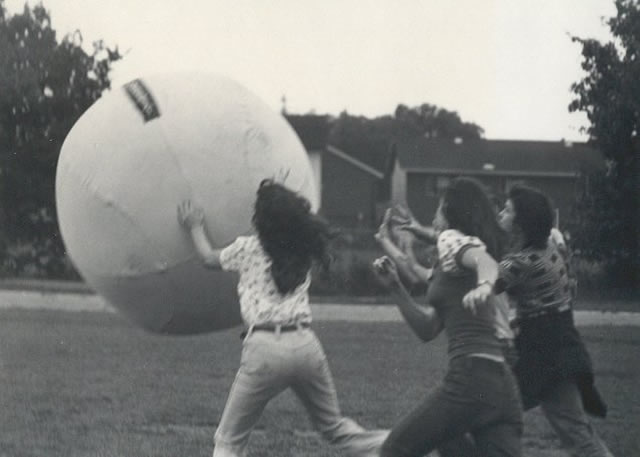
[476,279,494,289]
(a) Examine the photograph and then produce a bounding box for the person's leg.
[381,381,479,457]
[436,434,480,457]
[290,330,388,457]
[473,422,523,457]
[381,356,511,457]
[540,380,614,457]
[213,334,288,457]
[468,359,523,457]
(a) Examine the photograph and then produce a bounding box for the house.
[285,113,606,230]
[388,137,605,228]
[286,115,384,227]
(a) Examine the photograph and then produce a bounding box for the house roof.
[284,114,384,179]
[326,145,384,179]
[331,139,390,174]
[394,138,605,177]
[285,114,331,151]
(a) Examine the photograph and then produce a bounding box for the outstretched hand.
[388,205,437,243]
[372,256,401,289]
[461,283,493,314]
[389,204,414,226]
[177,200,204,229]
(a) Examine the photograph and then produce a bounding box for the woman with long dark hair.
[374,177,523,457]
[497,184,613,457]
[178,179,387,457]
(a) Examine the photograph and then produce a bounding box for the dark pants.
[381,356,523,457]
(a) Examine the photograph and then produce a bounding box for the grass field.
[0,308,638,457]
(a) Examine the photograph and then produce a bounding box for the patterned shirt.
[220,235,312,326]
[499,243,573,319]
[427,229,504,359]
[437,229,514,340]
[437,229,485,274]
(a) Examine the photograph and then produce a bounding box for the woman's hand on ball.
[177,200,204,229]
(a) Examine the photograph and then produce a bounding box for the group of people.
[373,177,613,457]
[176,176,613,457]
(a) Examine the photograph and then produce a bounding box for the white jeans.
[213,327,388,457]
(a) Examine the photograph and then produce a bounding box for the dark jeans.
[381,356,523,457]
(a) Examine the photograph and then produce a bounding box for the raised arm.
[403,224,438,244]
[391,205,438,244]
[398,234,434,284]
[177,200,222,269]
[373,256,443,342]
[375,209,431,286]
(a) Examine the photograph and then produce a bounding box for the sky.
[5,0,618,141]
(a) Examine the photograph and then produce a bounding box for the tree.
[0,1,121,277]
[569,0,640,287]
[393,103,484,140]
[328,104,484,172]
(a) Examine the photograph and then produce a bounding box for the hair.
[507,184,553,249]
[252,179,332,295]
[440,177,505,260]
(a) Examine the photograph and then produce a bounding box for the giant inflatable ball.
[56,72,318,335]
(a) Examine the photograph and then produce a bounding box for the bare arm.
[186,224,222,269]
[400,239,434,283]
[459,246,498,312]
[177,200,222,269]
[390,205,438,244]
[392,280,443,342]
[375,209,431,286]
[373,257,443,342]
[376,231,422,286]
[400,224,438,244]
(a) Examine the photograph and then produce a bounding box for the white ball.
[55,72,318,334]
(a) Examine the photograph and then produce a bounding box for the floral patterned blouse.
[220,235,312,326]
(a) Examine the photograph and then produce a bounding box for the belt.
[519,303,571,320]
[240,322,311,339]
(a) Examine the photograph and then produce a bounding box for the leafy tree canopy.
[328,104,483,172]
[569,0,640,287]
[0,0,121,277]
